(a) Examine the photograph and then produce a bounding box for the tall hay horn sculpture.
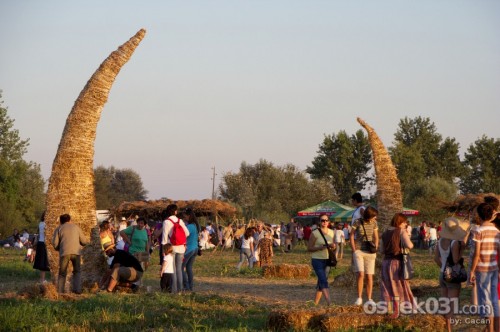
[357,117,403,231]
[45,29,146,288]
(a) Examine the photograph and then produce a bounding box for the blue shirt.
[186,223,199,253]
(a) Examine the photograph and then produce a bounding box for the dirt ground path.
[194,276,438,307]
[194,276,486,331]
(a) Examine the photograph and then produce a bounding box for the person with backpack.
[161,204,190,294]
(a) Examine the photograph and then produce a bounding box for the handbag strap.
[129,226,136,242]
[446,240,464,266]
[360,220,370,242]
[317,228,330,247]
[400,230,409,255]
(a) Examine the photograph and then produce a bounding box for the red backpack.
[168,218,187,245]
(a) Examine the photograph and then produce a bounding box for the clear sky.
[1,1,499,200]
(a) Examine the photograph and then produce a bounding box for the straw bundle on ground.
[357,118,403,231]
[45,29,146,286]
[263,264,311,279]
[18,282,59,300]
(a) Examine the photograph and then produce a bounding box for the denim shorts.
[475,270,499,317]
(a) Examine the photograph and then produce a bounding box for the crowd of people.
[7,191,500,331]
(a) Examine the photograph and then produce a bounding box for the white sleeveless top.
[438,239,454,272]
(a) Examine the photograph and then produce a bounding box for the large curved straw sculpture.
[357,117,403,229]
[45,29,146,287]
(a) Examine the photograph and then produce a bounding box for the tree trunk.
[45,29,146,288]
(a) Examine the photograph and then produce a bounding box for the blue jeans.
[182,250,197,291]
[237,248,253,269]
[171,252,184,293]
[475,270,499,317]
[58,254,81,293]
[312,258,330,290]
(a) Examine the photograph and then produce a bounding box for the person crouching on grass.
[103,243,144,293]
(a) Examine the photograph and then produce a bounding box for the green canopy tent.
[331,207,420,222]
[295,200,353,224]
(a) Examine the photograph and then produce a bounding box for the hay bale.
[315,313,387,331]
[267,309,319,331]
[263,264,311,279]
[267,306,372,332]
[399,314,446,331]
[18,282,59,300]
[316,313,446,332]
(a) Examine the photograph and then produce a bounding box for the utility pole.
[211,166,219,245]
[211,166,216,200]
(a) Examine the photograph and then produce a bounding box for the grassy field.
[0,244,481,331]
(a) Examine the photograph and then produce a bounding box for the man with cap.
[103,242,144,292]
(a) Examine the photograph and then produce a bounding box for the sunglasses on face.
[320,219,329,222]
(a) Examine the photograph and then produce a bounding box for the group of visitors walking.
[307,193,500,332]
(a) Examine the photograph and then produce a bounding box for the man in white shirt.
[350,193,365,226]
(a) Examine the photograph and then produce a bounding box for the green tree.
[459,136,500,194]
[0,91,45,236]
[389,117,463,204]
[219,160,333,221]
[405,177,457,222]
[306,130,372,203]
[94,166,148,209]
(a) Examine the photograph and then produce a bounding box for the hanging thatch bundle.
[262,264,311,279]
[357,118,403,230]
[440,193,499,214]
[45,29,147,287]
[111,199,237,221]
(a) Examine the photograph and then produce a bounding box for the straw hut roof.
[440,193,499,213]
[111,199,238,220]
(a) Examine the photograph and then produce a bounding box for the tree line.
[219,117,499,222]
[0,91,498,235]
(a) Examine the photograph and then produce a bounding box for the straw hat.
[439,217,470,241]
